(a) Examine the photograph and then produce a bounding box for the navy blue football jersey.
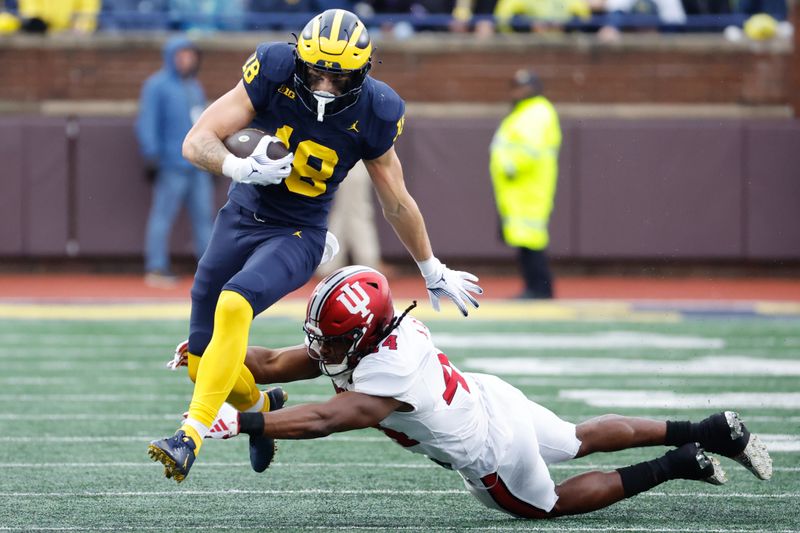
[228,42,405,229]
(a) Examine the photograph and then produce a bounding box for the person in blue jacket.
[147,9,483,484]
[136,36,213,287]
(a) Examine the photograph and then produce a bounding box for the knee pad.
[215,290,254,324]
[224,270,269,315]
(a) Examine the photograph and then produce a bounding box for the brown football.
[223,128,289,159]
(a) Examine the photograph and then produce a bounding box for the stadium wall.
[0,33,793,108]
[0,116,798,264]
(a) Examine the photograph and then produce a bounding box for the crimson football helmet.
[304,265,394,376]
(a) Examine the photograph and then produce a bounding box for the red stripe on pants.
[481,473,549,519]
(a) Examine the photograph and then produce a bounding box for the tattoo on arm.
[192,134,230,175]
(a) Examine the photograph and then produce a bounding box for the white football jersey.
[330,314,510,477]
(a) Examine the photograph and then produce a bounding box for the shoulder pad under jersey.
[258,42,295,83]
[368,78,404,122]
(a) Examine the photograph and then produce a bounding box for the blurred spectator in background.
[490,70,560,299]
[681,0,730,15]
[450,0,496,37]
[739,0,787,19]
[250,0,316,14]
[0,1,22,34]
[167,0,246,32]
[15,0,100,33]
[136,37,213,288]
[725,0,791,42]
[597,0,685,41]
[355,0,454,37]
[494,0,591,33]
[100,0,169,31]
[316,160,389,278]
[249,0,318,30]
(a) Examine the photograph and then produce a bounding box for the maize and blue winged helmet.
[294,9,372,121]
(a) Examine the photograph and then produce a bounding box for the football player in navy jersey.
[148,9,483,483]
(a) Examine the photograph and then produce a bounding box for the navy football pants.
[187,201,325,355]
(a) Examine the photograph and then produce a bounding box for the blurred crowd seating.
[0,0,791,40]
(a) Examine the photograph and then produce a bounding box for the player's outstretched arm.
[182,80,257,175]
[244,345,322,384]
[365,147,483,316]
[243,391,405,440]
[365,146,432,260]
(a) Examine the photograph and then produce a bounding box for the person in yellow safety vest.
[18,0,100,33]
[489,69,561,299]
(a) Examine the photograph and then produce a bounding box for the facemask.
[321,360,350,376]
[313,91,336,122]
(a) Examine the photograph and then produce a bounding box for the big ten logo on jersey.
[242,54,260,84]
[277,84,296,99]
[336,282,373,320]
[274,124,339,198]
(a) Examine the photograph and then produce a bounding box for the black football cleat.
[148,430,197,483]
[249,387,288,473]
[694,444,728,486]
[697,411,772,480]
[669,442,728,485]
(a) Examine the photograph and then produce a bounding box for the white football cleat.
[724,411,773,481]
[181,402,240,440]
[733,433,773,481]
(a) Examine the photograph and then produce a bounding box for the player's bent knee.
[216,290,254,322]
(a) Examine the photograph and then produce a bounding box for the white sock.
[244,391,266,413]
[184,417,210,440]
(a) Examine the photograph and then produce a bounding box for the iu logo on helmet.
[336,282,372,319]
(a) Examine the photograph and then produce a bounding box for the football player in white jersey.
[196,265,773,519]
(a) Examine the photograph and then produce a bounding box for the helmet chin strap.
[321,360,350,376]
[313,90,336,122]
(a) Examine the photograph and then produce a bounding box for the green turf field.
[0,308,798,532]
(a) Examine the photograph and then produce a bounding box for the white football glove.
[222,135,294,186]
[181,402,241,440]
[320,231,340,265]
[417,256,482,316]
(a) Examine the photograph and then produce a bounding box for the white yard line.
[436,331,726,349]
[558,390,800,410]
[0,461,798,472]
[0,394,330,403]
[0,488,795,499]
[0,527,796,533]
[0,515,797,533]
[0,413,177,421]
[467,355,800,376]
[0,489,466,497]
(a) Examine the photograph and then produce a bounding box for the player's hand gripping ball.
[223,128,289,159]
[222,128,293,186]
